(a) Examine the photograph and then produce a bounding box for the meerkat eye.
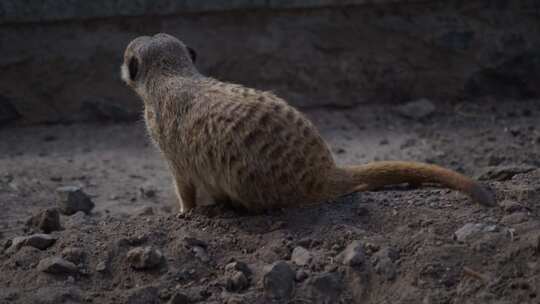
[128,57,139,80]
[187,47,197,63]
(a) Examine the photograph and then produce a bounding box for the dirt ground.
[1,99,540,303]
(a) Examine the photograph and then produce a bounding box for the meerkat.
[121,33,494,213]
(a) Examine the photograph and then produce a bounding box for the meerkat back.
[175,82,340,210]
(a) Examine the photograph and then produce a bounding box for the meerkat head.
[121,33,198,88]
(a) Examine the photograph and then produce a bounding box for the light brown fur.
[121,33,494,213]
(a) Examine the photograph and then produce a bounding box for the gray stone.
[291,246,313,266]
[395,98,435,120]
[96,261,107,272]
[226,271,249,292]
[225,261,251,276]
[25,208,61,233]
[37,257,79,275]
[477,165,536,181]
[224,260,251,292]
[56,186,95,215]
[338,240,367,268]
[127,286,159,304]
[9,234,57,252]
[127,246,163,270]
[263,261,295,301]
[454,223,498,242]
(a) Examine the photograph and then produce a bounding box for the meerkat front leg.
[173,178,196,213]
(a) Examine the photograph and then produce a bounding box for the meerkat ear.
[128,57,139,81]
[187,47,197,63]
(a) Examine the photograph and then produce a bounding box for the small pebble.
[37,257,79,275]
[127,246,163,270]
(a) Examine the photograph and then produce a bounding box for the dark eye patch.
[128,57,139,80]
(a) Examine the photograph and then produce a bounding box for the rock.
[61,247,85,264]
[454,223,498,242]
[305,272,343,303]
[96,261,108,273]
[263,261,295,301]
[226,271,249,292]
[224,261,251,292]
[127,246,163,270]
[126,286,159,304]
[477,165,536,181]
[56,186,95,215]
[291,246,313,266]
[168,292,189,304]
[338,240,367,268]
[225,261,251,277]
[25,208,61,233]
[37,257,79,275]
[395,98,435,120]
[372,247,399,281]
[9,234,57,252]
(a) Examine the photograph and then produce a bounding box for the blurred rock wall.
[0,0,539,124]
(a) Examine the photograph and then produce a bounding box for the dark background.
[1,0,539,125]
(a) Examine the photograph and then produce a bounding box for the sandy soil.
[1,99,539,303]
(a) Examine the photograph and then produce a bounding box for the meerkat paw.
[179,201,195,214]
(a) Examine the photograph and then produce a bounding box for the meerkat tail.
[334,161,495,206]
